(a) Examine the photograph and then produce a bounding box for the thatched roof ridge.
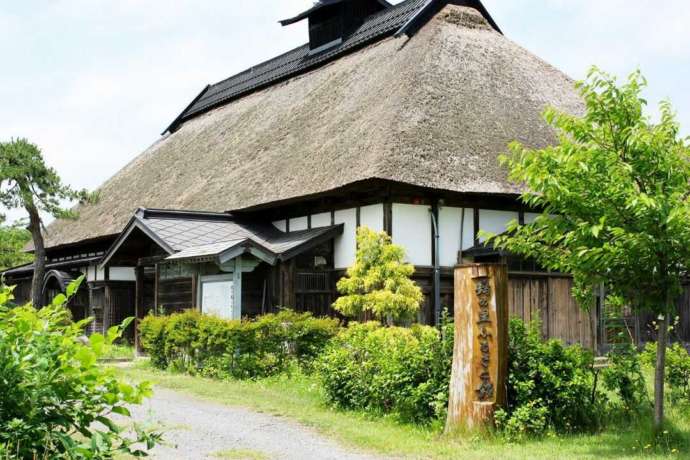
[43,4,583,249]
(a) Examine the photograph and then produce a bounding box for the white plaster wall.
[359,204,384,231]
[272,220,286,232]
[311,212,331,228]
[438,207,474,267]
[96,266,105,281]
[392,203,431,266]
[289,216,308,231]
[86,265,96,282]
[109,266,136,281]
[334,208,357,269]
[478,209,520,241]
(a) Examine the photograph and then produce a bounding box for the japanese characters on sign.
[474,277,494,401]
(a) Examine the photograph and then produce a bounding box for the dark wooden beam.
[154,263,160,311]
[383,201,393,236]
[137,255,167,267]
[473,208,480,246]
[134,266,144,353]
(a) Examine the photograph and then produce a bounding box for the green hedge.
[496,318,601,440]
[139,309,340,378]
[315,320,454,424]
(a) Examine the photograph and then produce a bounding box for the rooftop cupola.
[280,0,391,54]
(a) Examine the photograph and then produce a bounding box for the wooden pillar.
[233,255,243,320]
[154,263,160,312]
[134,266,144,353]
[446,263,508,432]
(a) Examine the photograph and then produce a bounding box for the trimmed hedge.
[140,309,340,379]
[315,320,454,424]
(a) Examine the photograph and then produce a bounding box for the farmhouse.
[5,0,688,350]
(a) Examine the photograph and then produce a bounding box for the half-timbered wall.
[270,203,523,270]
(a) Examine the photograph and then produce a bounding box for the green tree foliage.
[642,342,690,404]
[488,68,690,431]
[0,219,31,271]
[0,278,161,458]
[0,138,96,306]
[333,227,422,323]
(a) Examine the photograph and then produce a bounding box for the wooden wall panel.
[507,275,594,349]
[158,277,194,314]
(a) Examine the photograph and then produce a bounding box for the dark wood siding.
[106,283,136,340]
[158,277,194,314]
[242,263,270,317]
[88,286,106,334]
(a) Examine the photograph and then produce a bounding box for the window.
[199,275,234,320]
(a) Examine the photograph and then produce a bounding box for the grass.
[114,361,690,460]
[100,343,135,360]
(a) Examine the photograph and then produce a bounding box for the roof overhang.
[164,239,278,266]
[100,214,175,268]
[2,256,102,278]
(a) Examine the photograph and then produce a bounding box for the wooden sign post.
[446,263,508,432]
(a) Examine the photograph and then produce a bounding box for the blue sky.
[1,0,689,222]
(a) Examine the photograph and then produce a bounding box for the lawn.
[114,361,689,460]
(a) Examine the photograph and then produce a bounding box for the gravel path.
[129,387,387,460]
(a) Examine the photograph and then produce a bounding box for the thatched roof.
[43,3,582,250]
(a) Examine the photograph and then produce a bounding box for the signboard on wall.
[200,275,234,320]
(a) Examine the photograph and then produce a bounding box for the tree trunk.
[27,205,46,307]
[654,313,669,432]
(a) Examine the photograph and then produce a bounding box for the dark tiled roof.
[166,0,428,132]
[101,208,343,266]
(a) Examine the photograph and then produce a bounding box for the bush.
[333,226,422,323]
[601,340,649,411]
[315,316,453,424]
[140,309,340,379]
[641,342,690,403]
[496,318,601,438]
[0,280,160,459]
[495,400,549,442]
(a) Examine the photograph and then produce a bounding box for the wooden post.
[446,263,508,432]
[134,266,144,354]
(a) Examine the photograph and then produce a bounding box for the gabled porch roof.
[100,208,343,267]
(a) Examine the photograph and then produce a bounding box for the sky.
[1,0,689,223]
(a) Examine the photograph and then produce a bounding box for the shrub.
[0,280,161,459]
[139,309,339,379]
[601,340,649,411]
[495,400,549,442]
[498,318,601,438]
[333,227,422,324]
[642,342,690,403]
[316,316,453,424]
